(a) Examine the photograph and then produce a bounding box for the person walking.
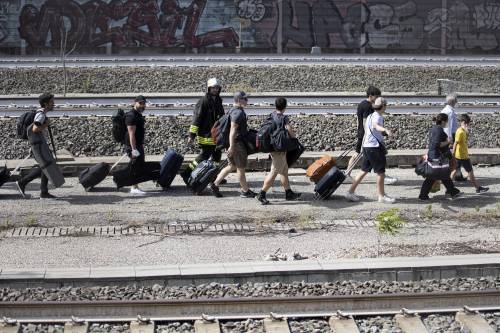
[441,94,459,143]
[210,92,255,198]
[344,97,395,204]
[256,97,301,205]
[418,113,461,200]
[181,78,225,183]
[451,114,489,194]
[125,95,148,195]
[16,93,57,199]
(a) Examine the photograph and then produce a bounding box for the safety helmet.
[207,78,221,89]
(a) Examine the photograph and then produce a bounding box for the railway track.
[0,94,498,117]
[0,291,498,332]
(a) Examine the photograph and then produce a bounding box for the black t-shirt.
[125,109,145,146]
[428,125,451,160]
[357,100,374,138]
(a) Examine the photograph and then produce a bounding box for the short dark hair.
[459,114,471,124]
[366,86,381,97]
[39,92,54,107]
[434,113,448,125]
[275,97,287,111]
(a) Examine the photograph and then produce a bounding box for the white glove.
[131,149,141,158]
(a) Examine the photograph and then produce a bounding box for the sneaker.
[40,192,57,199]
[240,189,256,198]
[285,191,302,201]
[378,195,396,204]
[130,188,146,195]
[476,186,489,194]
[209,183,223,198]
[257,194,270,205]
[384,176,398,185]
[16,181,26,198]
[344,192,360,202]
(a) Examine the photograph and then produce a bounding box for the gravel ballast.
[1,114,499,160]
[2,277,497,302]
[1,65,500,95]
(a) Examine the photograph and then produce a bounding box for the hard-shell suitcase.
[113,162,161,188]
[188,160,218,194]
[314,166,346,200]
[79,162,110,191]
[158,149,184,189]
[286,139,305,167]
[306,155,336,183]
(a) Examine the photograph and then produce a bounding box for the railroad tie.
[194,318,221,333]
[130,316,155,333]
[263,313,290,333]
[394,312,429,333]
[328,315,360,333]
[64,319,89,333]
[0,318,20,333]
[455,309,495,333]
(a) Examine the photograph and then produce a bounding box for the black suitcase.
[79,162,110,191]
[188,160,218,194]
[0,166,10,188]
[113,162,161,188]
[158,149,184,189]
[286,138,305,167]
[314,166,346,200]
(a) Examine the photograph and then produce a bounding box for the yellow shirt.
[454,127,469,160]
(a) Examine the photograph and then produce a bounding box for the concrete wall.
[1,0,499,54]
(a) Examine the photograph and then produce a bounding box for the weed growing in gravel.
[0,219,13,231]
[106,210,115,223]
[375,208,407,236]
[25,215,38,227]
[422,204,434,219]
[297,211,314,230]
[82,74,93,93]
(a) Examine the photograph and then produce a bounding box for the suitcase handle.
[110,153,129,172]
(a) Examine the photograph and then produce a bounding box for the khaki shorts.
[270,151,288,176]
[228,141,248,169]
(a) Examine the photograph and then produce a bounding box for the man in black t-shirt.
[125,95,147,195]
[347,86,380,177]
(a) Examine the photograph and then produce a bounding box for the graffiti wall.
[0,0,499,53]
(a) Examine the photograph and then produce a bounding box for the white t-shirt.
[441,105,458,140]
[363,111,384,148]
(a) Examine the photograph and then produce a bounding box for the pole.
[277,0,283,54]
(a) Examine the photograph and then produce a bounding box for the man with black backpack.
[16,93,57,199]
[256,97,301,205]
[125,95,148,195]
[181,78,225,183]
[210,92,255,198]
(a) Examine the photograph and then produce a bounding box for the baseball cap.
[207,78,221,88]
[234,91,248,101]
[134,95,147,103]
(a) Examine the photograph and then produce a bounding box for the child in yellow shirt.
[451,114,489,193]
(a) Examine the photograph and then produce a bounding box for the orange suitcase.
[306,155,336,183]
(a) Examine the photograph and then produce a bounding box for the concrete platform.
[0,254,498,288]
[2,149,500,178]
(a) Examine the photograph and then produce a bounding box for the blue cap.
[234,91,248,101]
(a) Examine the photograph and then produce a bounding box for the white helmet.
[207,78,221,89]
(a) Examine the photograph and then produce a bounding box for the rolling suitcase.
[306,155,336,183]
[286,138,305,167]
[79,163,110,191]
[314,166,346,200]
[188,160,218,194]
[113,162,161,188]
[158,149,184,189]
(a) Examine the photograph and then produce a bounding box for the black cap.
[134,95,147,103]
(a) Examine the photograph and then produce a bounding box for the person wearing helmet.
[181,78,225,183]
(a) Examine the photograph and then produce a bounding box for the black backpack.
[16,110,37,140]
[271,113,294,152]
[111,109,126,144]
[256,115,275,153]
[211,110,233,149]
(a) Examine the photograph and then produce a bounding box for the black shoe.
[450,190,462,199]
[209,183,223,198]
[240,189,256,198]
[16,181,26,198]
[476,186,489,194]
[285,191,302,201]
[418,196,430,201]
[257,193,270,205]
[40,192,57,199]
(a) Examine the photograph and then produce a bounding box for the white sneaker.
[130,188,146,195]
[384,176,398,185]
[344,192,360,202]
[378,195,395,204]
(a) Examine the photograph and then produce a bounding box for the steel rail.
[1,290,499,320]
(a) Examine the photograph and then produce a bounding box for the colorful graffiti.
[0,0,498,53]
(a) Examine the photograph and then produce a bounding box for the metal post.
[277,0,283,54]
[441,0,447,55]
